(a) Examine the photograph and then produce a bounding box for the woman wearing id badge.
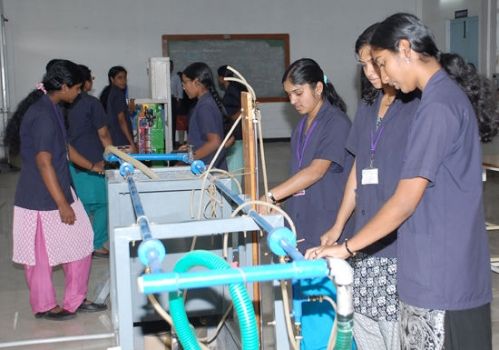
[308,24,420,350]
[266,58,353,251]
[264,58,354,350]
[309,13,497,350]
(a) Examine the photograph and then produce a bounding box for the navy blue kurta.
[15,95,73,210]
[187,93,227,170]
[397,69,492,310]
[286,101,354,252]
[68,92,108,163]
[106,85,132,146]
[346,92,420,257]
[222,82,246,140]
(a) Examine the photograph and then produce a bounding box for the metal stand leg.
[93,272,111,305]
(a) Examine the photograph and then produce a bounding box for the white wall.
[2,0,420,139]
[422,0,499,155]
[421,0,496,76]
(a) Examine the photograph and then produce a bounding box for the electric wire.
[199,303,234,344]
[145,271,210,350]
[279,256,300,350]
[222,69,303,349]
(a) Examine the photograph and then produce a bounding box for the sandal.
[35,306,76,321]
[92,247,109,258]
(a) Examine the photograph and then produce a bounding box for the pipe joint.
[138,238,166,270]
[119,162,135,177]
[267,226,296,257]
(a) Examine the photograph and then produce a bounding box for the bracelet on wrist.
[344,239,356,257]
[266,191,277,204]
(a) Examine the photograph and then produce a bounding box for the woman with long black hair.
[315,23,420,349]
[179,62,227,169]
[5,60,106,320]
[100,65,136,152]
[266,58,354,349]
[68,64,112,257]
[309,13,497,350]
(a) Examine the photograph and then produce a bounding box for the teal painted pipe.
[139,259,329,294]
[106,152,191,163]
[168,250,259,350]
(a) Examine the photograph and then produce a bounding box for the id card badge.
[362,168,379,185]
[293,190,306,197]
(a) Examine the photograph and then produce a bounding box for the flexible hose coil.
[168,250,259,350]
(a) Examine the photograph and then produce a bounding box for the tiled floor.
[0,142,498,349]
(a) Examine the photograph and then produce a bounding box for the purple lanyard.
[369,124,384,168]
[295,117,318,169]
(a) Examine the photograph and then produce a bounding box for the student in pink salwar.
[4,60,107,321]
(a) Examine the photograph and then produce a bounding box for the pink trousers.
[24,214,92,314]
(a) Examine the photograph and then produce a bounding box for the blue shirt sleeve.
[110,89,127,115]
[197,102,223,136]
[90,97,108,130]
[346,102,365,156]
[314,113,350,169]
[400,102,460,183]
[31,110,57,154]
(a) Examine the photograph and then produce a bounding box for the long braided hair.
[182,62,228,118]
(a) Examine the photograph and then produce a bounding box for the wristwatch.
[266,191,277,204]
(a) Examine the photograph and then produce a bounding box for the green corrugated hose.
[334,315,354,350]
[168,250,259,350]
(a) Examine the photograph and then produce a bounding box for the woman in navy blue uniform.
[99,66,136,153]
[310,13,497,350]
[5,60,106,320]
[313,24,420,350]
[265,58,354,349]
[217,65,247,188]
[266,58,354,252]
[179,62,227,169]
[68,64,112,257]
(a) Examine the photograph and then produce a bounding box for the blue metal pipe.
[213,178,306,261]
[214,179,275,234]
[106,152,191,163]
[123,169,166,271]
[139,259,329,294]
[126,177,151,240]
[280,239,304,261]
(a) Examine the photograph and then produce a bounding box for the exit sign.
[455,9,468,18]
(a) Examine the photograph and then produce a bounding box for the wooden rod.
[240,91,261,334]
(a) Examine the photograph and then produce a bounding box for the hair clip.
[36,82,47,94]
